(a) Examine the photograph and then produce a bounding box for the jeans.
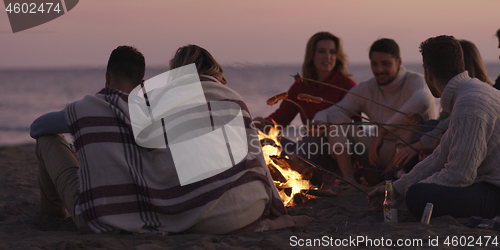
[405,182,500,219]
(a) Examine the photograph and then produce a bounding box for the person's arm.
[384,76,435,131]
[30,110,70,139]
[313,82,365,123]
[392,145,446,194]
[392,118,450,166]
[265,100,299,127]
[420,114,489,187]
[420,117,450,145]
[393,113,490,194]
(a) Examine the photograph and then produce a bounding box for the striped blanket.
[64,76,285,233]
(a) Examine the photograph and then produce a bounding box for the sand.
[1,145,499,249]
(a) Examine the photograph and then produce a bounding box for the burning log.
[257,122,319,206]
[293,192,307,205]
[267,160,286,183]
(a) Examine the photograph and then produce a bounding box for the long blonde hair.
[170,45,227,85]
[302,32,350,81]
[459,40,493,85]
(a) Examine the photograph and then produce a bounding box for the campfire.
[257,123,320,206]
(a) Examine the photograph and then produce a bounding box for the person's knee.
[36,134,65,149]
[36,134,66,157]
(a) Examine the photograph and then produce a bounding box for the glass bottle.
[383,180,398,223]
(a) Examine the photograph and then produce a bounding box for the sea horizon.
[1,63,498,147]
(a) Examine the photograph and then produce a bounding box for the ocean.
[1,63,498,146]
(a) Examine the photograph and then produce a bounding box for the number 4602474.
[5,3,61,14]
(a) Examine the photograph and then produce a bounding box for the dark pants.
[405,182,500,219]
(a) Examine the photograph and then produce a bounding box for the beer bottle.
[383,180,398,223]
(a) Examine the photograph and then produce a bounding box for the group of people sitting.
[30,29,500,234]
[257,31,500,222]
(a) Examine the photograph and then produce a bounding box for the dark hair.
[303,31,350,81]
[459,40,493,85]
[369,38,400,60]
[106,46,145,87]
[170,44,227,85]
[496,28,500,38]
[419,35,465,81]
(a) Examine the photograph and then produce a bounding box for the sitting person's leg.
[405,182,500,219]
[402,120,443,173]
[338,128,396,186]
[36,134,90,232]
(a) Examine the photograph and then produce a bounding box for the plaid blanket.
[64,76,285,233]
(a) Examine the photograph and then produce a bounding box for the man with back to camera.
[30,45,288,234]
[313,38,435,185]
[369,35,500,220]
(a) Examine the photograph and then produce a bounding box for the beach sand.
[1,145,499,249]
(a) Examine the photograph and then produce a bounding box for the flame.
[257,123,281,165]
[257,121,311,206]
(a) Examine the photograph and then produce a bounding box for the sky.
[0,0,499,68]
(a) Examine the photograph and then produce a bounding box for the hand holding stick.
[297,94,418,152]
[294,154,369,196]
[292,73,409,116]
[265,92,368,194]
[266,92,288,105]
[266,92,311,122]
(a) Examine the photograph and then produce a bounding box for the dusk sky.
[1,0,499,68]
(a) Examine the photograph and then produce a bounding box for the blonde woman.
[168,44,311,233]
[170,44,227,85]
[258,31,356,127]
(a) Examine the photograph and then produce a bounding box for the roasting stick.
[267,90,444,133]
[265,93,369,194]
[266,92,311,122]
[387,123,446,131]
[264,94,422,193]
[292,74,409,116]
[297,94,418,152]
[266,92,442,133]
[293,154,369,195]
[373,124,440,140]
[308,121,440,141]
[266,92,439,147]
